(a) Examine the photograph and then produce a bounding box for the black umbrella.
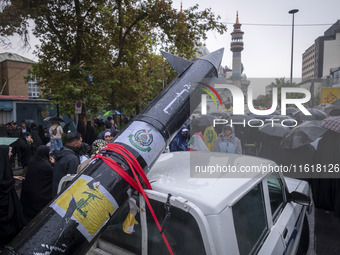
[280,120,327,149]
[285,107,298,116]
[229,114,253,123]
[266,115,296,126]
[292,108,327,121]
[316,103,331,111]
[210,111,230,119]
[259,123,290,137]
[44,116,64,122]
[320,103,340,116]
[268,115,294,122]
[191,114,216,127]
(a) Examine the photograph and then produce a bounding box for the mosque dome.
[194,43,210,58]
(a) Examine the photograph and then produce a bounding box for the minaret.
[230,12,244,77]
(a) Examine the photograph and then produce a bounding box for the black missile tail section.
[160,50,192,75]
[1,48,224,255]
[200,48,224,76]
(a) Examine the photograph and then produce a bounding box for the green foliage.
[254,78,304,107]
[0,0,227,115]
[253,94,272,108]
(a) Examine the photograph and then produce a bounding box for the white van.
[82,151,311,255]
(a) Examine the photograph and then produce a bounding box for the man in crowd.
[52,132,82,197]
[170,126,189,152]
[103,131,114,143]
[107,116,119,133]
[98,121,112,140]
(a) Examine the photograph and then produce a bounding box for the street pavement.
[314,208,340,254]
[12,165,340,254]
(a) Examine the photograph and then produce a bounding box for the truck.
[87,151,311,255]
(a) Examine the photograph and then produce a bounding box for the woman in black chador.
[20,145,54,223]
[312,130,340,214]
[0,145,25,247]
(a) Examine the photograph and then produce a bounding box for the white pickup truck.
[83,151,311,255]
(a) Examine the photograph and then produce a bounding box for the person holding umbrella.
[49,119,63,152]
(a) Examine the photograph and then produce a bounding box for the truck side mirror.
[288,191,311,206]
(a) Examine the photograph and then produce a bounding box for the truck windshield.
[100,195,206,255]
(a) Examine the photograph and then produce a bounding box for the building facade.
[0,53,55,125]
[302,20,340,81]
[0,52,40,98]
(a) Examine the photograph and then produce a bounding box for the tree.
[266,77,303,107]
[0,0,227,119]
[253,94,272,108]
[253,78,307,108]
[0,0,30,46]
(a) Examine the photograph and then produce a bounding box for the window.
[27,73,40,98]
[233,183,268,255]
[100,195,206,255]
[267,174,285,220]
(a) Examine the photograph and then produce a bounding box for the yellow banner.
[55,177,115,236]
[321,88,340,104]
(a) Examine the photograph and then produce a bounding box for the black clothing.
[79,142,91,157]
[30,129,42,147]
[18,136,37,168]
[52,145,80,197]
[0,145,25,247]
[312,130,340,213]
[259,134,284,164]
[38,125,50,145]
[279,144,316,181]
[85,121,96,145]
[77,121,86,140]
[20,145,54,223]
[30,123,42,147]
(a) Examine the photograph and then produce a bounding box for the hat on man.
[181,126,189,132]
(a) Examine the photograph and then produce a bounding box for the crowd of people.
[169,110,340,222]
[170,121,242,155]
[1,109,340,246]
[0,117,120,247]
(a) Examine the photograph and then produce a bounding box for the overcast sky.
[1,0,339,95]
[173,0,340,79]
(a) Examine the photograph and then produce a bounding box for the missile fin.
[200,48,224,74]
[160,50,192,75]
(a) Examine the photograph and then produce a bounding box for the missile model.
[1,48,224,255]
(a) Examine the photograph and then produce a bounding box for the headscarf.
[0,145,25,245]
[21,145,54,223]
[0,145,15,193]
[32,145,51,167]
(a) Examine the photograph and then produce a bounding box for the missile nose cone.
[200,48,224,74]
[160,50,192,75]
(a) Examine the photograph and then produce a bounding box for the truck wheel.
[296,216,309,255]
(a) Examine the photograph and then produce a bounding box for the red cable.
[94,143,174,255]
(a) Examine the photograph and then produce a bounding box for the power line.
[221,22,334,27]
